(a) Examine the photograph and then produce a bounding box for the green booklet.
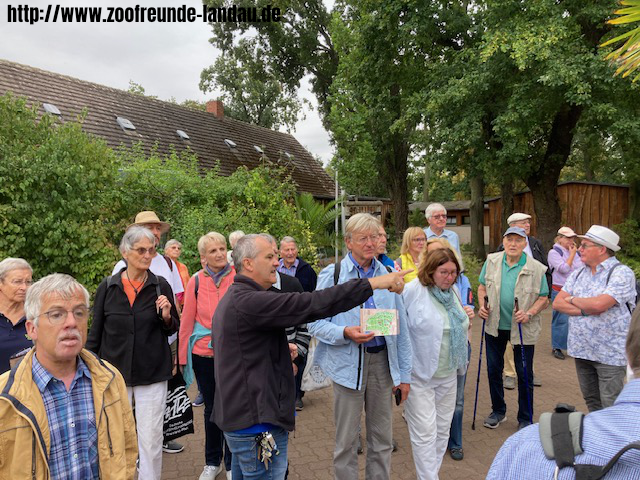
[360,309,398,336]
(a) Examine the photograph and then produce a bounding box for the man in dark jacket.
[278,236,318,292]
[212,234,409,480]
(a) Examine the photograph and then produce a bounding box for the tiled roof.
[0,59,335,199]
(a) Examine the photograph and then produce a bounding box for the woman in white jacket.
[402,248,474,480]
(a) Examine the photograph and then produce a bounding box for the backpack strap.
[194,272,200,300]
[605,262,635,314]
[539,410,585,467]
[333,261,341,286]
[163,255,174,271]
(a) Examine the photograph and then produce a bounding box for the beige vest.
[484,252,547,345]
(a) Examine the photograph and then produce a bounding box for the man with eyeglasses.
[424,203,461,257]
[309,213,412,480]
[112,211,185,454]
[553,225,637,411]
[0,274,137,479]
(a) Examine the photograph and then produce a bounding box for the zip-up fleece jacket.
[483,251,548,345]
[212,274,373,432]
[0,348,138,480]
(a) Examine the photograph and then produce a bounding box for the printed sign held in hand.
[360,309,398,336]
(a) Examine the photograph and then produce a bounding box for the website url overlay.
[7,4,282,24]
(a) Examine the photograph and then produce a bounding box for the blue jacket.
[309,257,412,390]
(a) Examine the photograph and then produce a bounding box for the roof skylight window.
[43,103,61,115]
[224,139,237,149]
[116,116,136,131]
[254,145,264,154]
[177,130,190,140]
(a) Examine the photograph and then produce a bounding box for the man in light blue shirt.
[487,307,640,480]
[309,213,412,480]
[424,203,461,256]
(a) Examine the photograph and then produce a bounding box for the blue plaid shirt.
[277,258,299,277]
[32,354,99,480]
[487,379,640,479]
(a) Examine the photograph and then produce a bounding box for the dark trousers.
[485,329,535,424]
[295,355,307,399]
[192,354,232,470]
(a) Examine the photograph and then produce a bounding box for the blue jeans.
[550,289,569,350]
[485,329,535,424]
[225,428,288,480]
[448,342,471,451]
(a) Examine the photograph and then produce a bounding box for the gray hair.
[232,234,262,274]
[229,230,245,249]
[260,233,277,247]
[344,213,381,239]
[119,226,156,255]
[198,232,227,256]
[165,239,182,250]
[425,203,447,220]
[25,273,89,326]
[280,236,297,247]
[0,258,32,282]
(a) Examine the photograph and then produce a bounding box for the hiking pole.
[471,295,489,430]
[515,297,534,424]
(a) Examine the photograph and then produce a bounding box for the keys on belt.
[256,432,279,470]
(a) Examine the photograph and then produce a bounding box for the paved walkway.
[163,308,587,479]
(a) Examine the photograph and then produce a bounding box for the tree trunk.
[630,178,640,223]
[500,179,514,233]
[470,173,486,260]
[526,104,583,250]
[422,160,431,203]
[386,141,410,236]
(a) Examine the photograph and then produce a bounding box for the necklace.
[125,269,147,297]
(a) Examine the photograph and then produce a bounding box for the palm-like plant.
[294,193,341,255]
[602,0,640,81]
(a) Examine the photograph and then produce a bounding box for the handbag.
[301,337,332,392]
[163,324,195,441]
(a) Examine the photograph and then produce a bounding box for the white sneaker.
[199,464,222,480]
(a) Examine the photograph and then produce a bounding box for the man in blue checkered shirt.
[487,307,640,479]
[0,274,137,479]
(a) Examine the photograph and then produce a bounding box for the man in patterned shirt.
[0,274,137,479]
[553,225,637,411]
[487,307,640,480]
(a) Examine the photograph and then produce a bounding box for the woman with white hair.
[87,226,180,480]
[164,239,190,294]
[179,232,234,480]
[227,230,245,265]
[0,257,33,374]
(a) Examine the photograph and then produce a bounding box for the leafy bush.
[0,94,122,292]
[612,219,640,279]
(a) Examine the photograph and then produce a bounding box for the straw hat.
[127,211,171,233]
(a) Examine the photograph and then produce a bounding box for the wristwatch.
[527,313,533,321]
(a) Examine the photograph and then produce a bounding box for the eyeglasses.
[412,237,427,243]
[352,234,380,245]
[39,307,90,325]
[435,270,458,278]
[431,214,447,220]
[578,243,601,250]
[8,279,33,287]
[133,246,156,256]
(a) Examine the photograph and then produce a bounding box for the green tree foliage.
[116,148,318,273]
[0,94,122,291]
[200,37,304,131]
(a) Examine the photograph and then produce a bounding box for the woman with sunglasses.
[87,226,179,480]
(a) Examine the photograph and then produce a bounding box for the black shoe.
[295,398,304,411]
[163,440,184,453]
[483,412,507,429]
[357,434,363,455]
[553,349,565,360]
[518,421,532,431]
[450,448,464,461]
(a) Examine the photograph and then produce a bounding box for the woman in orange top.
[179,232,234,479]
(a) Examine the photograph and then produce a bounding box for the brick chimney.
[206,100,224,118]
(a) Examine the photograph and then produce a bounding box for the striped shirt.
[32,354,99,480]
[487,379,640,479]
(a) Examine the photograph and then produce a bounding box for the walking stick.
[515,297,534,424]
[471,296,489,430]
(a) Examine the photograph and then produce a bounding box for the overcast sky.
[0,0,333,162]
